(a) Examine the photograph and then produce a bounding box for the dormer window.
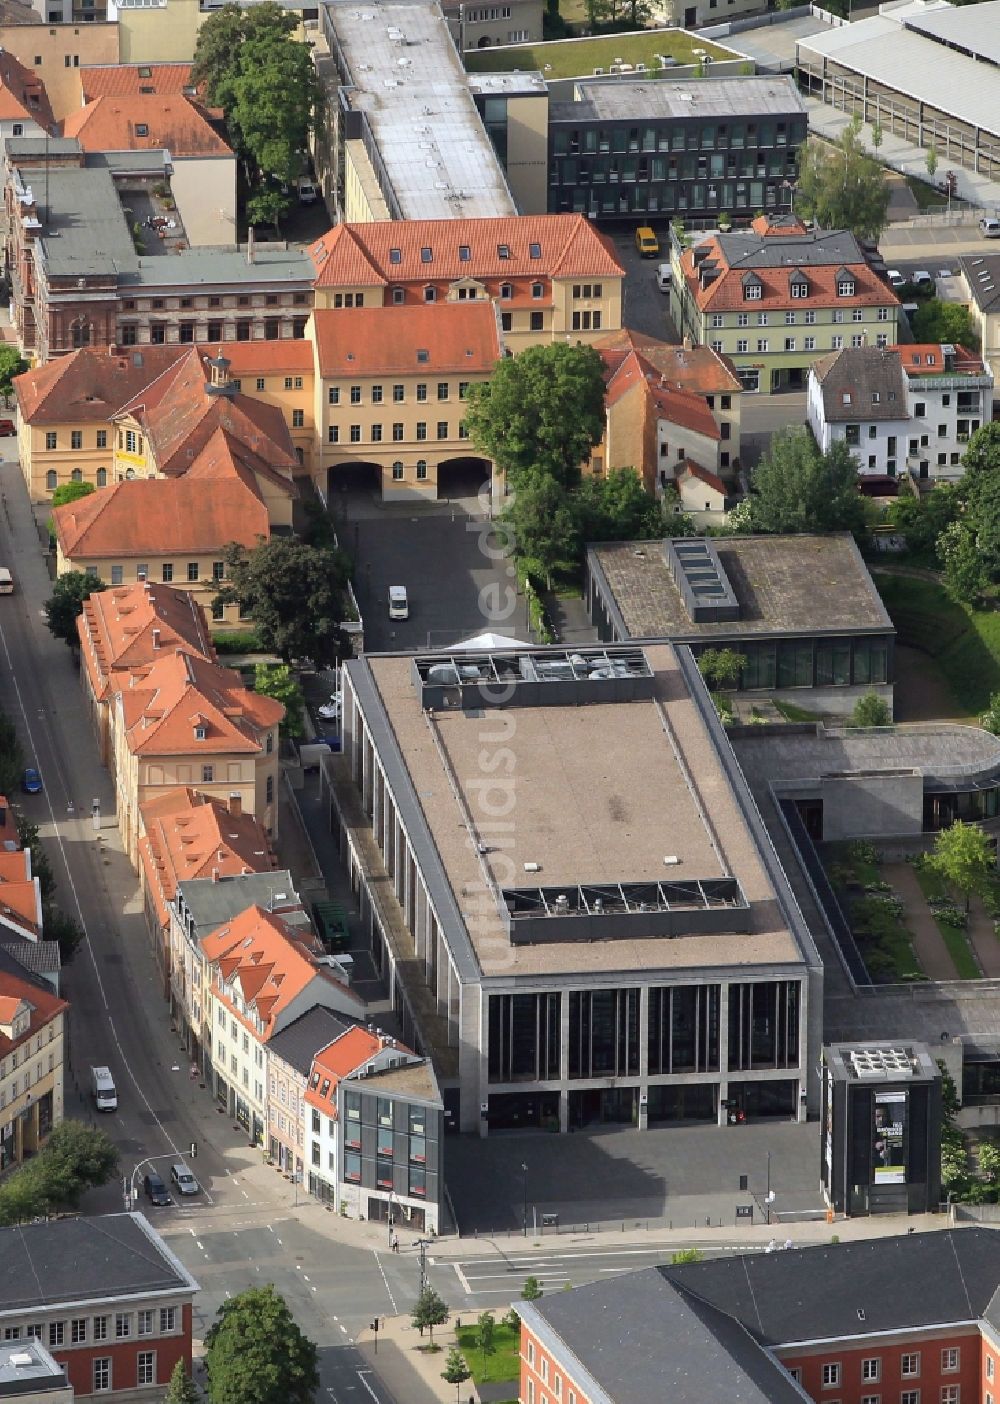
[790,272,808,299]
[872,392,880,404]
[531,282,543,299]
[744,282,762,301]
[500,282,513,300]
[420,247,432,264]
[194,724,206,740]
[529,242,541,259]
[498,243,510,259]
[417,349,429,363]
[459,244,471,261]
[837,278,855,297]
[925,354,935,365]
[389,248,401,264]
[842,392,851,405]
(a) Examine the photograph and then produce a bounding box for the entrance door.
[684,5,696,21]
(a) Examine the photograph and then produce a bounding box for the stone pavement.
[883,860,959,982]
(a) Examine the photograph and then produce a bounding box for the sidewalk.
[356,1314,515,1404]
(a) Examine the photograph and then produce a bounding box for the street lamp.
[521,1162,528,1238]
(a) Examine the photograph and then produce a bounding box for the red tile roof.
[0,847,41,940]
[78,580,214,703]
[0,50,54,131]
[595,329,741,395]
[678,460,727,496]
[601,346,720,440]
[139,787,276,928]
[679,236,898,315]
[63,94,231,158]
[901,343,985,376]
[117,647,283,757]
[53,475,270,560]
[15,346,188,424]
[310,214,624,288]
[196,340,313,376]
[312,302,501,377]
[80,63,204,102]
[0,967,67,1057]
[202,905,360,1040]
[305,1027,415,1112]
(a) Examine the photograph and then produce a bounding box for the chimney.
[152,628,161,649]
[211,867,220,882]
[247,225,255,265]
[228,792,242,817]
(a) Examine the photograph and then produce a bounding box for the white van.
[388,585,409,620]
[980,217,1000,239]
[656,263,672,293]
[91,1065,117,1112]
[0,568,13,595]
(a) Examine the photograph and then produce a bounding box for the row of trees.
[0,1122,117,1226]
[191,3,319,229]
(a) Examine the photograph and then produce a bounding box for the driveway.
[598,224,679,343]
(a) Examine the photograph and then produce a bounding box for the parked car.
[317,696,341,722]
[144,1172,170,1206]
[634,226,659,258]
[911,270,933,288]
[388,585,409,620]
[886,269,905,289]
[21,767,42,794]
[298,180,319,205]
[980,217,1000,238]
[170,1162,199,1196]
[0,419,15,437]
[656,263,672,292]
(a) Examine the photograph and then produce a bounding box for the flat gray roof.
[127,244,313,289]
[22,164,138,279]
[719,11,833,71]
[357,642,809,980]
[562,75,806,122]
[177,869,302,933]
[734,721,1000,788]
[900,0,1000,66]
[590,534,891,641]
[797,12,1000,138]
[324,0,515,221]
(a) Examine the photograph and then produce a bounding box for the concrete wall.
[169,155,238,247]
[501,92,548,215]
[820,770,923,840]
[113,0,206,64]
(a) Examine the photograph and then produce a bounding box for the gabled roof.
[117,648,283,758]
[900,342,986,377]
[201,904,359,1039]
[595,329,742,395]
[195,339,313,377]
[0,50,53,131]
[310,214,623,288]
[600,344,720,440]
[0,846,41,940]
[80,62,211,106]
[812,346,909,423]
[139,787,276,926]
[63,94,231,159]
[0,963,67,1057]
[78,580,214,703]
[678,460,727,497]
[311,302,501,378]
[15,346,187,425]
[53,475,270,560]
[305,1026,388,1111]
[267,1006,358,1079]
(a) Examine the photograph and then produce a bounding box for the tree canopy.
[464,342,607,490]
[795,120,890,238]
[928,820,995,912]
[938,423,1000,601]
[51,481,96,510]
[205,1286,319,1404]
[44,571,106,646]
[0,345,28,403]
[191,3,319,229]
[253,663,304,738]
[164,1361,201,1404]
[0,1122,118,1224]
[411,1285,449,1345]
[739,430,868,538]
[911,299,979,352]
[215,538,352,667]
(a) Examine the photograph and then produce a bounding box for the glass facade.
[706,635,890,692]
[728,981,800,1071]
[647,984,720,1074]
[488,992,561,1083]
[568,989,640,1079]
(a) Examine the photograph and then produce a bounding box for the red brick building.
[518,1229,1000,1404]
[0,1213,198,1401]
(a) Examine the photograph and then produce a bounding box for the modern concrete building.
[317,0,516,223]
[669,212,900,394]
[323,639,823,1135]
[586,535,894,717]
[547,76,805,224]
[961,250,1000,391]
[807,342,994,484]
[797,0,1000,185]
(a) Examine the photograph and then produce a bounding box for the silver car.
[170,1162,199,1196]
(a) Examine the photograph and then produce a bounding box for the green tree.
[44,571,106,646]
[0,345,27,404]
[51,481,96,510]
[871,122,883,153]
[245,184,293,235]
[939,518,989,602]
[215,538,352,668]
[925,143,938,181]
[521,1276,543,1301]
[852,692,892,727]
[0,707,24,796]
[911,300,979,351]
[0,1160,48,1226]
[661,484,697,536]
[501,470,581,588]
[205,1285,319,1404]
[37,1122,118,1210]
[980,692,1000,736]
[938,423,1000,600]
[670,1247,705,1265]
[928,819,995,912]
[43,904,83,965]
[977,1140,1000,1187]
[253,663,304,738]
[795,123,890,238]
[743,431,869,538]
[887,481,961,559]
[464,342,606,491]
[476,1311,496,1359]
[941,1123,969,1194]
[441,1348,471,1402]
[697,648,745,690]
[410,1285,449,1345]
[575,468,662,544]
[165,1360,201,1404]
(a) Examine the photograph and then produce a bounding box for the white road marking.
[339,1324,349,1335]
[373,1252,397,1314]
[356,1370,380,1401]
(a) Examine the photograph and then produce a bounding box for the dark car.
[21,767,42,794]
[144,1172,170,1206]
[0,419,14,437]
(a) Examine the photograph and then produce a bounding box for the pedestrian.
[391,1232,399,1253]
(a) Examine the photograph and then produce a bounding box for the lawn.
[773,699,822,722]
[914,860,982,979]
[463,29,731,80]
[454,1322,520,1385]
[872,571,1000,716]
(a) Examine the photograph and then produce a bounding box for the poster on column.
[872,1090,907,1184]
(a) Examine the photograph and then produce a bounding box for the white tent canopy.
[451,631,532,650]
